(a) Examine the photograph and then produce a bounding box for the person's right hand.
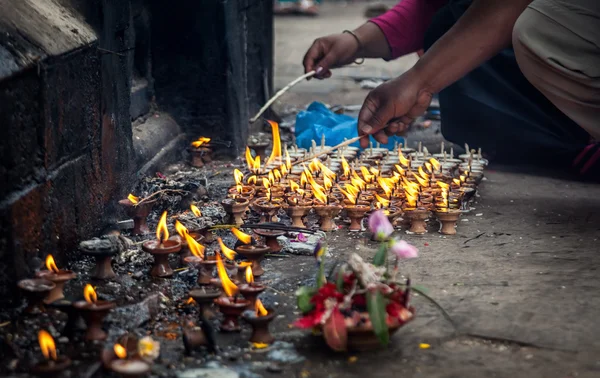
[303,33,360,79]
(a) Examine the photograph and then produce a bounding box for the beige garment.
[512,0,600,140]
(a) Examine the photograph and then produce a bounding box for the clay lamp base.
[172,232,203,265]
[238,283,266,309]
[183,325,208,354]
[189,287,222,320]
[345,205,370,232]
[142,239,181,278]
[235,245,271,277]
[286,203,312,229]
[235,262,253,282]
[242,308,276,344]
[18,279,56,314]
[214,296,251,332]
[403,208,430,235]
[110,359,151,378]
[253,229,285,254]
[31,356,72,377]
[119,198,157,236]
[252,198,281,223]
[222,197,250,227]
[73,300,116,341]
[35,270,77,304]
[189,146,212,167]
[80,246,118,280]
[435,209,461,235]
[48,299,82,339]
[314,204,342,232]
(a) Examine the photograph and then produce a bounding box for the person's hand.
[303,33,360,79]
[358,69,433,148]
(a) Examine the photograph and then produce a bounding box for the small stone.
[133,271,144,279]
[266,363,282,373]
[176,368,239,378]
[58,337,69,343]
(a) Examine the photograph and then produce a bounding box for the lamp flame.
[127,193,139,205]
[248,175,257,185]
[190,204,202,217]
[185,233,205,258]
[290,180,299,193]
[266,120,282,166]
[285,148,292,170]
[338,184,357,204]
[399,150,410,167]
[114,343,127,359]
[217,237,237,260]
[192,137,211,148]
[234,169,244,185]
[341,156,350,177]
[453,178,461,186]
[215,253,238,297]
[312,185,328,205]
[375,193,390,208]
[360,166,373,183]
[429,157,441,171]
[323,175,333,191]
[395,165,405,176]
[255,299,268,317]
[175,220,188,238]
[300,172,308,188]
[186,297,196,305]
[245,147,256,171]
[156,211,169,243]
[38,330,57,361]
[268,171,275,185]
[437,181,450,190]
[84,284,97,304]
[45,254,59,273]
[377,177,393,198]
[245,266,254,283]
[231,228,252,244]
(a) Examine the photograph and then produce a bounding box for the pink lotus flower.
[390,239,418,259]
[368,210,394,241]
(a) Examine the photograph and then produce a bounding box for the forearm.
[415,0,533,94]
[351,22,392,60]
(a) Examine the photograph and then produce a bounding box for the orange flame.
[285,149,292,170]
[234,169,244,185]
[217,237,237,260]
[245,266,254,283]
[248,175,257,185]
[437,181,450,190]
[360,166,374,183]
[429,157,441,171]
[369,167,380,177]
[460,175,466,183]
[114,343,127,359]
[350,176,365,191]
[273,169,282,182]
[405,192,417,208]
[425,162,433,173]
[45,255,59,273]
[453,178,461,186]
[262,178,270,189]
[192,137,211,148]
[312,185,328,205]
[290,180,299,193]
[341,156,350,177]
[156,211,169,243]
[245,147,256,171]
[127,193,139,204]
[175,220,188,238]
[323,175,333,191]
[338,184,357,204]
[395,165,405,176]
[84,284,97,304]
[399,150,410,167]
[255,299,268,317]
[186,297,196,305]
[231,228,252,244]
[253,156,261,173]
[280,164,288,177]
[215,253,238,297]
[185,233,205,258]
[308,159,319,174]
[377,177,393,198]
[266,120,282,166]
[300,172,308,188]
[38,330,57,361]
[190,204,202,217]
[375,193,390,208]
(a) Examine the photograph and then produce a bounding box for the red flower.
[295,283,343,329]
[352,294,366,307]
[386,302,404,319]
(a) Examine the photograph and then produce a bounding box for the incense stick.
[250,70,317,123]
[291,135,366,167]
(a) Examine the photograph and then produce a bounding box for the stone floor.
[271,3,600,377]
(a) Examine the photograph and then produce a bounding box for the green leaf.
[412,284,429,294]
[316,261,326,288]
[296,286,316,313]
[336,264,346,292]
[367,290,389,346]
[372,243,387,266]
[322,308,348,351]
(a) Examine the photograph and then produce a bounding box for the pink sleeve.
[370,0,447,59]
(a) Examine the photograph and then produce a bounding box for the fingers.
[303,40,325,78]
[357,92,393,148]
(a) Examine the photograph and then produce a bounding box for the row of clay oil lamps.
[232,141,485,235]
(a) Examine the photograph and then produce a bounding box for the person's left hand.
[357,69,433,148]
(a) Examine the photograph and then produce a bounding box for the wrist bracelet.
[343,30,365,65]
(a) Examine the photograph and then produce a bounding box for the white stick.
[250,70,317,123]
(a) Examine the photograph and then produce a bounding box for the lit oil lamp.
[233,229,271,276]
[235,260,253,282]
[189,137,212,167]
[173,220,204,265]
[17,278,55,314]
[285,196,312,229]
[118,193,157,235]
[402,187,430,235]
[213,253,250,332]
[73,284,116,341]
[36,255,76,303]
[252,188,282,223]
[221,196,250,227]
[142,211,181,278]
[31,330,72,377]
[109,343,151,378]
[434,187,462,235]
[238,266,265,308]
[312,183,342,232]
[339,185,369,232]
[242,299,276,345]
[253,228,285,254]
[181,233,208,286]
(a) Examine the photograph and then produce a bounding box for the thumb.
[314,51,338,77]
[357,93,392,148]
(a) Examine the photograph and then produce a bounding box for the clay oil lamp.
[181,233,207,285]
[222,195,250,227]
[285,197,312,229]
[242,299,276,345]
[235,261,253,282]
[238,266,265,308]
[213,253,250,332]
[142,211,181,278]
[402,188,430,235]
[73,284,116,341]
[253,228,285,254]
[189,137,212,167]
[109,343,151,378]
[18,278,55,314]
[118,193,157,236]
[174,220,204,265]
[434,185,461,235]
[234,228,271,276]
[340,185,369,232]
[189,286,222,319]
[229,168,256,199]
[312,183,342,232]
[79,239,118,280]
[247,135,270,159]
[31,330,72,377]
[253,188,282,223]
[35,255,76,304]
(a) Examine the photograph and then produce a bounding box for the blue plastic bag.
[295,102,404,150]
